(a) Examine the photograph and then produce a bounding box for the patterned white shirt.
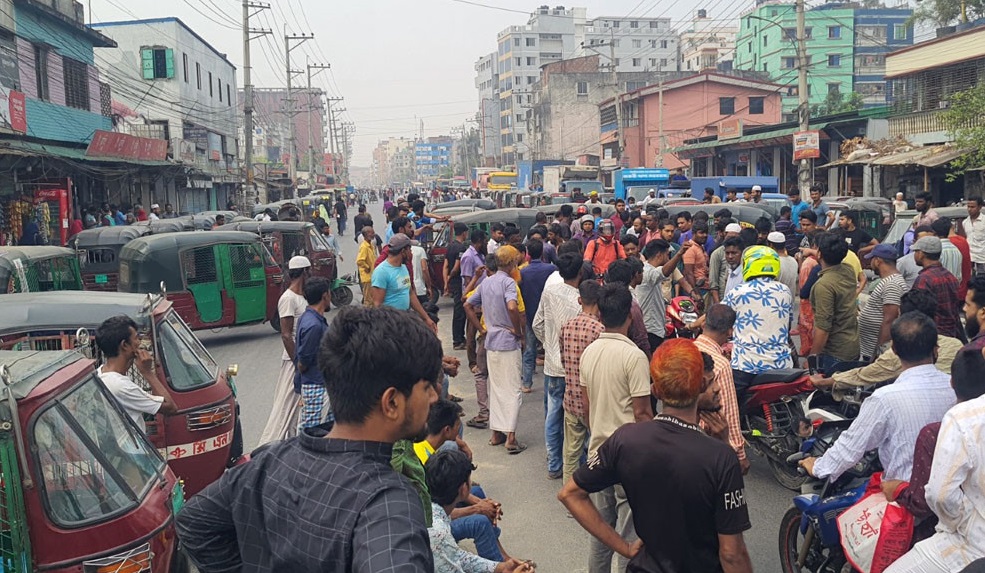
[813,364,955,481]
[722,278,793,374]
[428,503,497,573]
[922,394,985,571]
[532,282,581,378]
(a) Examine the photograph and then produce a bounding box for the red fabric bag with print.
[838,472,914,573]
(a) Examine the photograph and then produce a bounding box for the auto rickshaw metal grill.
[9,257,82,293]
[0,435,32,573]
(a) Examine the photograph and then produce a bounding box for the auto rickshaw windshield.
[158,312,218,391]
[33,373,165,527]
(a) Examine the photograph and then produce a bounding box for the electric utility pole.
[306,61,331,182]
[325,97,343,180]
[609,29,623,164]
[242,0,270,204]
[796,0,811,199]
[284,28,312,198]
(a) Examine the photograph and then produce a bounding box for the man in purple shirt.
[460,229,487,370]
[519,239,557,392]
[464,246,528,454]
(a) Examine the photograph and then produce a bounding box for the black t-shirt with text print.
[572,416,751,573]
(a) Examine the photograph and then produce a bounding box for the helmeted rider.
[722,245,794,401]
[585,220,627,277]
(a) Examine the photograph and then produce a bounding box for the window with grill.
[63,58,90,111]
[576,81,589,96]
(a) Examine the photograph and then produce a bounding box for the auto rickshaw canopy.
[0,246,82,293]
[0,349,85,405]
[0,291,162,334]
[70,225,150,249]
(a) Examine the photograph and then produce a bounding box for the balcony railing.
[888,109,948,138]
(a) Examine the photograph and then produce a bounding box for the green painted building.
[734,3,912,117]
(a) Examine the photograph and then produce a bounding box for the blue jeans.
[544,375,565,474]
[522,322,538,389]
[818,354,847,376]
[451,485,503,561]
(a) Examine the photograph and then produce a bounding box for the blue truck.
[689,176,780,201]
[516,159,574,191]
[613,168,672,201]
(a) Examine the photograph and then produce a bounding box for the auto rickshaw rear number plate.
[94,274,108,284]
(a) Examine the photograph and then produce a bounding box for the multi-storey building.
[484,5,682,166]
[529,55,683,161]
[415,136,452,180]
[582,15,679,73]
[96,17,241,210]
[680,9,737,72]
[733,3,912,116]
[474,52,501,167]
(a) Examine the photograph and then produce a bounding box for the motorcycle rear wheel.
[769,457,810,491]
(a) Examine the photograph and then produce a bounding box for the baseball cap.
[388,233,412,251]
[767,231,786,244]
[752,185,762,192]
[911,236,942,255]
[864,244,898,261]
[288,255,311,270]
[725,223,742,234]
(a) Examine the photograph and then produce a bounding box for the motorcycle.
[665,296,700,339]
[331,273,358,307]
[779,421,881,573]
[741,354,874,490]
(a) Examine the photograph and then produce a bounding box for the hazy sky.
[90,0,714,165]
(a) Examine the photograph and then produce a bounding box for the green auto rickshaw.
[0,246,83,294]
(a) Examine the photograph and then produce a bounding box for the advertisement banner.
[718,118,743,140]
[86,130,168,161]
[793,130,821,161]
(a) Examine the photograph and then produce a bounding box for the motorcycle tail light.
[83,543,152,573]
[812,419,824,428]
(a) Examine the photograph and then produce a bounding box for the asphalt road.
[197,208,794,573]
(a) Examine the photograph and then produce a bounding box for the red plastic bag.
[837,472,914,573]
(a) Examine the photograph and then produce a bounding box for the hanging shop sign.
[718,118,743,140]
[793,130,821,161]
[86,130,169,161]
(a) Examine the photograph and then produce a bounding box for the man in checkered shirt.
[176,306,441,572]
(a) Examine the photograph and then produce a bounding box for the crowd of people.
[153,186,985,572]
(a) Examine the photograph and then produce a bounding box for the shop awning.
[917,146,969,168]
[0,139,174,167]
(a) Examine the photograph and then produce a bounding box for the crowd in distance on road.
[148,185,985,572]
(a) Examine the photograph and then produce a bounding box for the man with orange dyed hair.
[559,339,754,573]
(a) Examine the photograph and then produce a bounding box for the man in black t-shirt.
[353,204,373,242]
[444,222,470,349]
[838,211,877,256]
[559,338,753,573]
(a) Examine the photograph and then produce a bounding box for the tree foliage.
[810,91,864,118]
[908,0,985,27]
[940,82,985,176]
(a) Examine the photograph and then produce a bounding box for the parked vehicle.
[779,423,880,573]
[613,168,671,200]
[137,217,196,233]
[662,204,776,226]
[0,291,244,496]
[883,205,969,250]
[70,225,151,291]
[428,208,541,292]
[486,171,518,192]
[118,231,281,331]
[214,221,338,281]
[430,198,496,212]
[0,349,187,573]
[0,246,83,294]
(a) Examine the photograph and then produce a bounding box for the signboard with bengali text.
[793,130,821,161]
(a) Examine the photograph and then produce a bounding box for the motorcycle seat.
[750,368,808,386]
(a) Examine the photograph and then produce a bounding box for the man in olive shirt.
[812,289,963,395]
[809,233,860,372]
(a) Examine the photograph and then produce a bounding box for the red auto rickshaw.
[0,349,188,573]
[0,291,242,496]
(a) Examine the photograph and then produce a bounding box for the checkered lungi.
[298,384,332,431]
